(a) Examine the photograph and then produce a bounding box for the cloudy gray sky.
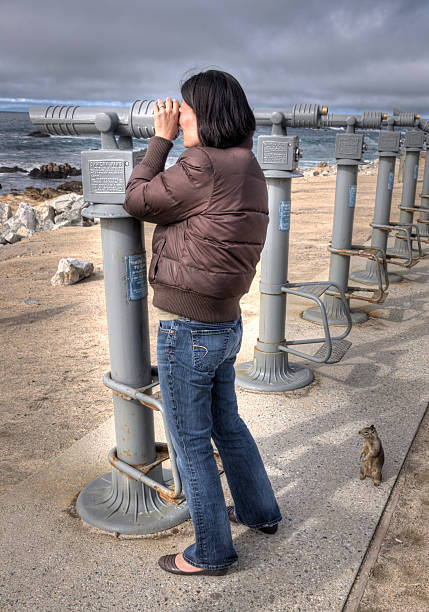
[2,0,429,114]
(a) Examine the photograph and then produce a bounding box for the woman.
[124,70,281,576]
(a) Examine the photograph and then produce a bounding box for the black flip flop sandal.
[158,554,228,576]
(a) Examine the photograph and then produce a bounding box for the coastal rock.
[57,181,83,194]
[51,219,75,231]
[0,202,12,225]
[20,182,83,202]
[35,204,55,232]
[51,258,94,286]
[301,162,339,179]
[50,195,87,227]
[50,192,82,214]
[0,202,37,244]
[0,165,27,174]
[0,188,93,245]
[2,230,21,244]
[15,226,32,240]
[16,202,37,231]
[53,203,91,228]
[28,130,50,138]
[23,186,58,202]
[70,196,86,211]
[0,196,92,243]
[53,210,80,227]
[2,202,37,234]
[41,219,55,232]
[29,162,80,179]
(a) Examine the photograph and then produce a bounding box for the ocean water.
[0,109,381,194]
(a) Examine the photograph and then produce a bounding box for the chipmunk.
[359,425,384,486]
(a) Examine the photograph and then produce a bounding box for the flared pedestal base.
[417,223,429,238]
[350,267,402,285]
[386,245,421,260]
[302,300,367,326]
[235,350,313,392]
[76,466,189,535]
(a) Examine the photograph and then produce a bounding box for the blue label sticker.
[348,185,357,208]
[126,254,147,301]
[279,200,291,231]
[388,171,394,191]
[414,164,419,180]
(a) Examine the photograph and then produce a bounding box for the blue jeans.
[157,316,282,570]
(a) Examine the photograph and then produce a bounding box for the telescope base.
[417,223,429,238]
[350,266,402,285]
[302,300,367,326]
[235,351,313,392]
[386,245,421,259]
[76,465,189,535]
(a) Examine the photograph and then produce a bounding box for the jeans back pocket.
[191,328,231,373]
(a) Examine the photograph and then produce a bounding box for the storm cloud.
[2,0,429,114]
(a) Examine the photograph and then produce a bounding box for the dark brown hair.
[180,70,255,148]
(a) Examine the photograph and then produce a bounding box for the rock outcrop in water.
[19,181,83,201]
[29,162,81,179]
[0,165,27,173]
[28,130,51,138]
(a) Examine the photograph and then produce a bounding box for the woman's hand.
[154,97,179,141]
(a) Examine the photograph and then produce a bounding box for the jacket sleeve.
[124,138,213,225]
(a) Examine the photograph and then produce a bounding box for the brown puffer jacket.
[124,136,268,322]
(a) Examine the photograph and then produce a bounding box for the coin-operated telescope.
[30,101,192,535]
[30,101,159,213]
[30,100,156,138]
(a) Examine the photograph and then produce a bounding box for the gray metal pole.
[350,127,402,284]
[75,122,189,535]
[303,119,367,325]
[100,217,154,464]
[388,131,424,258]
[417,134,429,238]
[236,118,313,392]
[235,176,313,392]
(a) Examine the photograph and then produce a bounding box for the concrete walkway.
[1,256,428,611]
